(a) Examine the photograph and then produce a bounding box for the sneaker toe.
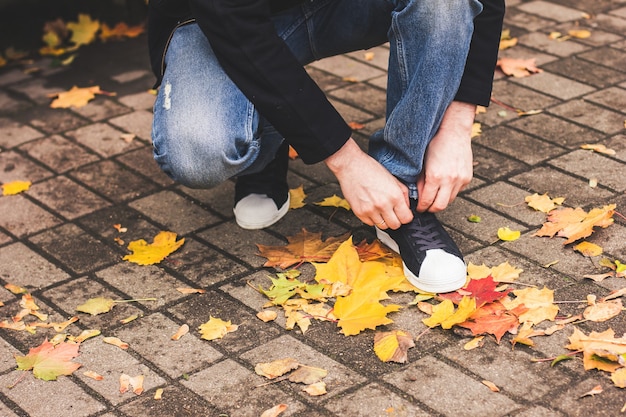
[412,249,467,293]
[234,193,290,230]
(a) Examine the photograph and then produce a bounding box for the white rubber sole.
[376,227,467,294]
[234,193,290,230]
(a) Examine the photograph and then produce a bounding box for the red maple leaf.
[439,276,510,306]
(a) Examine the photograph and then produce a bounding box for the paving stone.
[0,242,70,289]
[346,45,390,70]
[0,336,20,373]
[604,133,626,162]
[289,157,338,186]
[324,382,430,416]
[70,97,131,122]
[0,90,32,115]
[328,82,386,115]
[330,98,377,126]
[590,221,626,260]
[8,78,67,105]
[116,146,175,187]
[0,68,32,87]
[548,149,626,192]
[473,125,566,166]
[129,190,221,234]
[441,341,572,401]
[29,224,118,275]
[511,70,595,100]
[383,355,520,417]
[111,69,152,84]
[240,334,368,400]
[0,231,12,246]
[485,81,560,127]
[496,44,560,67]
[65,122,141,158]
[583,86,626,111]
[73,337,166,406]
[195,223,284,268]
[42,276,144,331]
[514,406,567,417]
[19,134,100,173]
[0,371,106,417]
[541,56,626,89]
[472,144,529,182]
[181,358,307,416]
[509,166,615,208]
[176,181,236,219]
[517,32,590,57]
[0,118,43,148]
[0,401,19,417]
[310,55,386,81]
[96,263,190,310]
[0,150,53,183]
[578,46,626,71]
[118,384,223,417]
[163,237,249,287]
[168,290,283,354]
[0,194,62,237]
[15,106,89,135]
[118,91,156,111]
[516,1,589,22]
[108,109,154,142]
[465,182,547,226]
[27,175,110,220]
[115,312,223,378]
[306,66,351,92]
[594,13,626,34]
[552,377,626,416]
[70,159,160,203]
[506,112,603,149]
[436,197,528,244]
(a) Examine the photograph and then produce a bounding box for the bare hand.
[325,139,413,229]
[417,101,476,213]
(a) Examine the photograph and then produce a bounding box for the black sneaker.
[233,141,290,229]
[376,200,466,293]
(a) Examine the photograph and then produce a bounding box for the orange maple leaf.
[49,85,107,109]
[496,57,543,77]
[257,229,349,269]
[458,301,527,343]
[15,339,81,380]
[535,204,615,244]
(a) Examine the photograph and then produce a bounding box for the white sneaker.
[234,193,290,230]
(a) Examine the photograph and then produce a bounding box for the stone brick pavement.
[1,1,626,416]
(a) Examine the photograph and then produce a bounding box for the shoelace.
[407,216,448,251]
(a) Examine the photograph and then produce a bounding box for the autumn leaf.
[76,297,115,315]
[123,231,185,265]
[261,404,288,417]
[315,194,351,211]
[103,336,129,350]
[374,330,415,363]
[458,301,525,343]
[259,273,307,305]
[611,368,626,388]
[501,287,559,325]
[99,22,144,42]
[302,381,327,396]
[333,288,401,336]
[535,205,615,245]
[499,29,518,50]
[574,241,603,257]
[66,14,100,47]
[496,57,543,77]
[255,358,299,379]
[583,299,622,322]
[566,328,626,372]
[525,193,564,213]
[288,146,299,160]
[2,180,31,196]
[49,85,107,109]
[120,374,144,395]
[422,296,476,330]
[289,185,307,209]
[288,365,328,384]
[439,276,510,306]
[569,29,591,39]
[15,339,81,381]
[83,370,104,381]
[176,287,206,294]
[4,283,28,294]
[257,229,349,269]
[581,143,616,155]
[198,316,238,341]
[471,122,482,138]
[171,324,189,340]
[497,227,521,242]
[256,310,278,322]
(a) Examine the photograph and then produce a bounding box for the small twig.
[256,374,290,388]
[496,201,525,208]
[531,350,582,363]
[114,298,157,303]
[414,328,430,342]
[7,371,27,389]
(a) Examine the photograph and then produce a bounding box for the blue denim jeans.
[152,0,482,188]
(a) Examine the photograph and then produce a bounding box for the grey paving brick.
[115,312,223,378]
[509,166,615,208]
[65,122,141,158]
[514,406,567,417]
[19,134,100,173]
[70,97,131,122]
[0,68,31,87]
[118,91,156,111]
[383,355,521,417]
[181,358,307,416]
[517,32,590,57]
[516,1,588,22]
[486,81,560,126]
[548,149,626,192]
[506,113,604,149]
[552,377,626,416]
[0,194,62,237]
[504,9,557,31]
[578,46,626,70]
[324,382,431,417]
[116,146,175,187]
[0,401,19,417]
[541,56,626,89]
[108,109,154,142]
[8,78,67,106]
[583,86,626,112]
[27,175,110,220]
[0,242,70,289]
[74,337,167,406]
[309,55,386,81]
[0,118,43,148]
[472,144,529,182]
[129,190,221,235]
[604,133,626,162]
[346,45,390,70]
[0,150,54,183]
[17,106,89,135]
[111,69,152,84]
[511,71,596,100]
[474,125,566,166]
[328,82,386,115]
[0,90,31,115]
[594,13,626,34]
[118,384,223,416]
[96,263,192,310]
[0,336,20,373]
[0,371,106,417]
[466,182,548,226]
[29,224,118,275]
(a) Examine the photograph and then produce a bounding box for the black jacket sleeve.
[455,0,505,106]
[189,0,352,164]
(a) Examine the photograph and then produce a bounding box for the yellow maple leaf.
[333,289,401,336]
[471,122,482,138]
[198,316,238,341]
[574,241,603,257]
[374,330,415,363]
[567,328,626,372]
[501,287,558,325]
[50,85,106,109]
[497,227,521,241]
[289,185,306,209]
[66,14,100,47]
[525,193,564,213]
[422,296,476,329]
[2,180,31,195]
[123,231,185,265]
[315,194,351,211]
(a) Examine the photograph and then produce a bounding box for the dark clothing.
[148,0,504,164]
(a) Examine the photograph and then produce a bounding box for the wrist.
[324,138,362,175]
